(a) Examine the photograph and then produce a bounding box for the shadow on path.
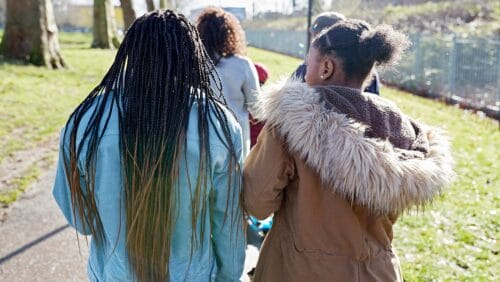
[0,224,69,265]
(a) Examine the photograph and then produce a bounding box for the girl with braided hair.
[53,10,245,281]
[196,7,260,158]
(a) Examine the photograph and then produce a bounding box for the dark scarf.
[316,85,429,156]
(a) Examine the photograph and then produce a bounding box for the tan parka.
[243,81,454,282]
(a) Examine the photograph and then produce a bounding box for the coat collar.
[255,80,455,215]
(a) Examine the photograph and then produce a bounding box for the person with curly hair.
[196,7,260,157]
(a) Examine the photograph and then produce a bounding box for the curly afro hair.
[196,7,246,65]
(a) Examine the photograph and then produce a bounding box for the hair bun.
[359,24,410,67]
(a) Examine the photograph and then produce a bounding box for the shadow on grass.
[0,56,30,67]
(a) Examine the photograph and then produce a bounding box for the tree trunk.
[0,0,65,68]
[92,0,120,49]
[0,0,5,25]
[145,0,155,11]
[159,0,167,9]
[120,0,136,30]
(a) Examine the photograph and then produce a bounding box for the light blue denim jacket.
[53,95,246,281]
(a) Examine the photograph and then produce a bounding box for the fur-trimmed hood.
[254,80,455,215]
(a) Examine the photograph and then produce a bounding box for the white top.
[216,54,260,157]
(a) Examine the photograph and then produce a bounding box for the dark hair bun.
[359,24,410,67]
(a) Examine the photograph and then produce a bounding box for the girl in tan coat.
[243,19,455,282]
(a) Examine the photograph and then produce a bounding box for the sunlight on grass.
[0,165,40,205]
[0,32,114,162]
[248,47,302,83]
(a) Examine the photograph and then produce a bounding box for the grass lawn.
[248,47,302,83]
[0,32,115,163]
[0,32,498,280]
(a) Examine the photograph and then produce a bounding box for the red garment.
[250,115,264,147]
[251,63,269,147]
[254,63,269,85]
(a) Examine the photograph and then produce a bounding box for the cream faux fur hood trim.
[255,80,455,215]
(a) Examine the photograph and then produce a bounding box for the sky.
[71,0,309,15]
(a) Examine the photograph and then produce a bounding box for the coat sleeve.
[242,58,260,115]
[211,129,246,282]
[243,127,295,220]
[52,128,92,235]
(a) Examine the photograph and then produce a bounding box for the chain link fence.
[246,29,308,58]
[245,30,500,118]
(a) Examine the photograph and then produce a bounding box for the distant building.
[190,7,247,22]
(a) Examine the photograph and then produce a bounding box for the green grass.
[247,47,302,83]
[0,150,56,205]
[0,164,40,205]
[0,32,115,163]
[0,32,498,280]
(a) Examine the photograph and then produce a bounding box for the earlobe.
[319,59,328,81]
[323,59,335,80]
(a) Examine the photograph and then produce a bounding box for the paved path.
[0,168,258,281]
[0,170,88,281]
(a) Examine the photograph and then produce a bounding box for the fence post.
[413,34,424,87]
[496,42,500,104]
[448,36,457,98]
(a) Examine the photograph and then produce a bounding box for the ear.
[320,57,335,80]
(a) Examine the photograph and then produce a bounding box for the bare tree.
[159,0,182,11]
[0,0,6,26]
[120,0,136,30]
[92,0,120,49]
[159,0,167,9]
[0,0,66,68]
[145,0,155,11]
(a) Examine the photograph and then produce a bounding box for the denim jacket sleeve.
[52,128,92,235]
[211,129,246,282]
